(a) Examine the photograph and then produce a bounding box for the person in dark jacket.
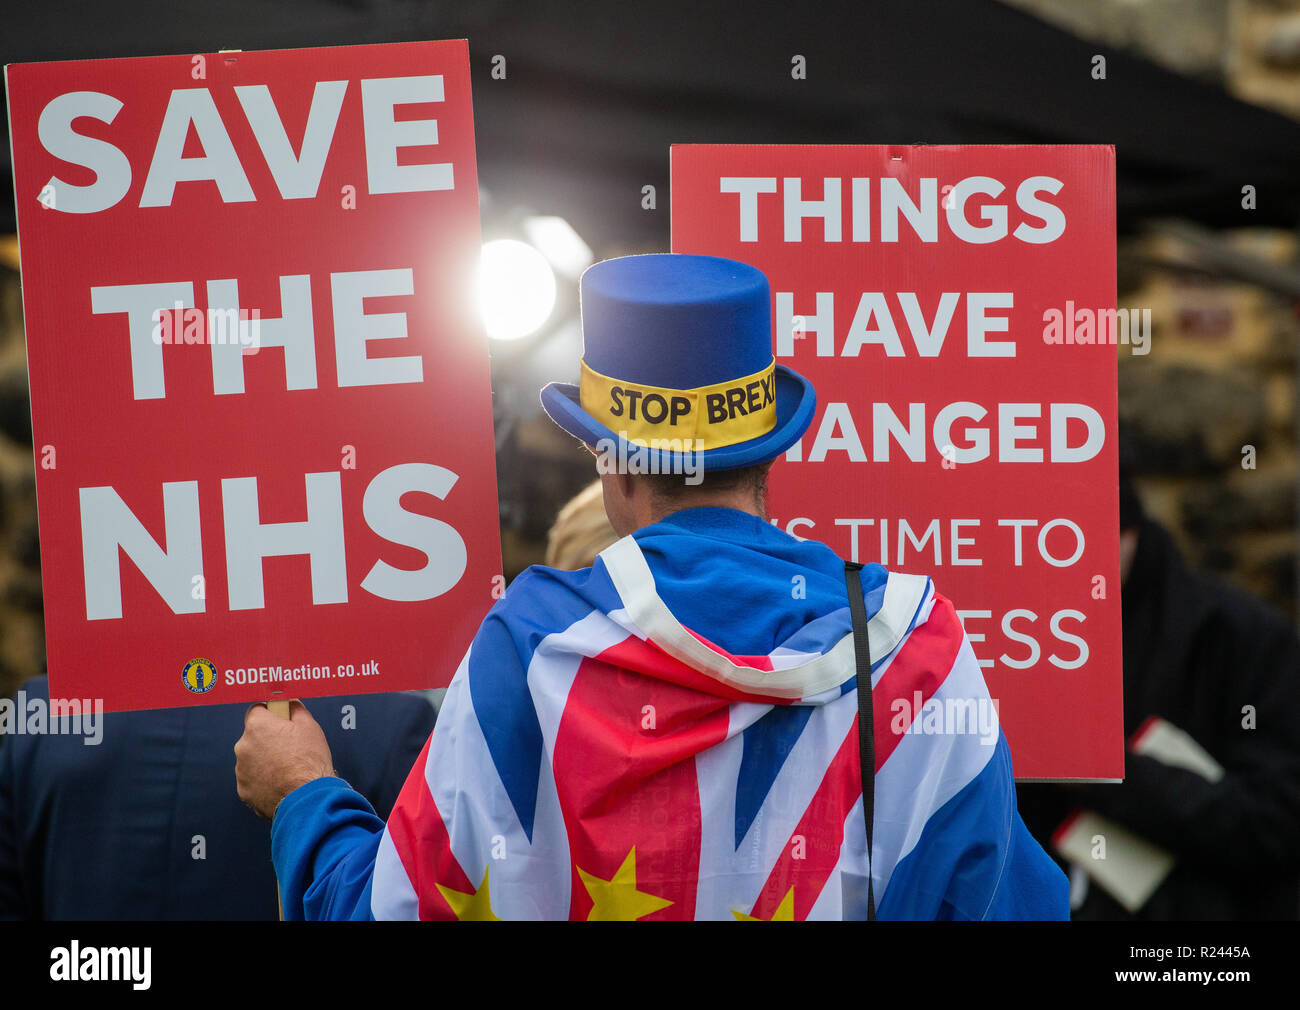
[1018,480,1300,919]
[0,681,434,920]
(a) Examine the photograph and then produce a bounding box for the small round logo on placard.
[183,658,218,694]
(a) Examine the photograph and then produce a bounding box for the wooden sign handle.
[267,695,290,919]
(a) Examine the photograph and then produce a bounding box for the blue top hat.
[539,254,816,472]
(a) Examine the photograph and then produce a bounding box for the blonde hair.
[545,480,619,570]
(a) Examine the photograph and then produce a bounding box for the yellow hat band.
[578,358,778,451]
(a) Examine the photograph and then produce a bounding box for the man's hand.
[235,700,337,820]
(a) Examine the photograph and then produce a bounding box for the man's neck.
[647,492,767,527]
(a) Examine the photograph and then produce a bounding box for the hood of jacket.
[563,507,932,706]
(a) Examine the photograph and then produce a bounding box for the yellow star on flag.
[732,886,796,921]
[578,846,673,921]
[436,865,500,921]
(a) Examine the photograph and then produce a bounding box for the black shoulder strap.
[844,560,876,921]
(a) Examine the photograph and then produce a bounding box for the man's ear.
[612,468,638,502]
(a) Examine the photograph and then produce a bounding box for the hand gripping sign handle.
[844,561,877,922]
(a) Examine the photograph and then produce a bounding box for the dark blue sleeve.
[270,776,386,921]
[271,691,438,920]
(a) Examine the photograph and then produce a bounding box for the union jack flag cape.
[272,507,1068,920]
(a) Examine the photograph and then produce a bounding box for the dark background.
[3,0,1299,243]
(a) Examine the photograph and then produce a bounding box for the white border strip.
[598,535,928,700]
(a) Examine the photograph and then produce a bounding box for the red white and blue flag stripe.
[271,508,1068,920]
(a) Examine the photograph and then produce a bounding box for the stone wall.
[1118,228,1299,620]
[1001,0,1300,118]
[1000,0,1232,80]
[994,0,1300,621]
[0,265,44,702]
[1230,0,1300,119]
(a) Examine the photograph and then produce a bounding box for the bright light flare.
[477,239,557,342]
[523,215,594,278]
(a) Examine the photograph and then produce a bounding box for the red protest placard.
[6,40,501,712]
[672,144,1122,779]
